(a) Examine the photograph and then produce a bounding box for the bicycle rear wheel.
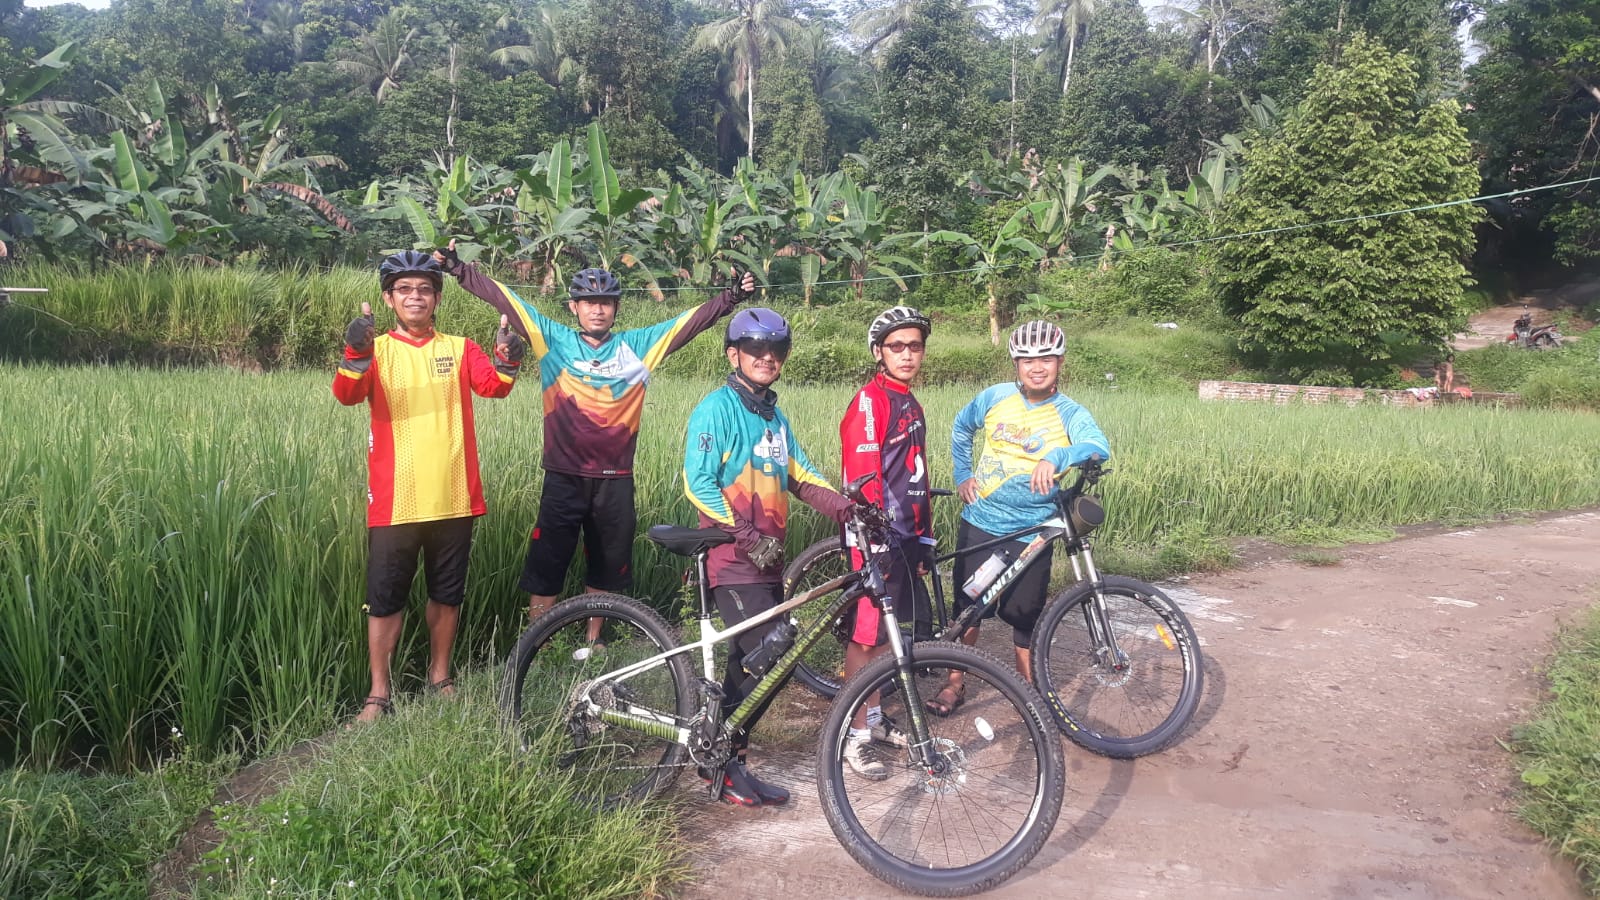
[783,537,852,698]
[1030,575,1203,758]
[500,592,694,808]
[817,644,1064,897]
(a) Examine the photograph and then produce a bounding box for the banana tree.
[511,135,588,293]
[775,169,846,306]
[199,88,352,234]
[829,176,922,303]
[575,122,650,271]
[916,201,1050,344]
[1030,156,1115,262]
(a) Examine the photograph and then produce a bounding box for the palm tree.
[329,10,417,103]
[850,0,919,54]
[1033,0,1096,96]
[692,0,802,160]
[488,0,576,89]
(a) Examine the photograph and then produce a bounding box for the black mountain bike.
[500,475,1065,897]
[782,463,1204,759]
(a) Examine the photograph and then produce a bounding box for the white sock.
[848,726,871,743]
[866,705,884,728]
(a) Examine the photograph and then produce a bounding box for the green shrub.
[203,678,680,899]
[0,757,225,899]
[1520,369,1600,409]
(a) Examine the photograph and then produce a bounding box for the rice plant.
[3,364,1600,768]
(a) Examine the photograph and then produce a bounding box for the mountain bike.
[500,475,1065,897]
[782,462,1204,759]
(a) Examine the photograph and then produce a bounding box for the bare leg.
[1013,645,1032,686]
[528,593,556,623]
[424,600,460,694]
[845,641,887,728]
[584,585,607,644]
[358,612,404,723]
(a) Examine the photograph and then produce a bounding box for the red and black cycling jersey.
[839,373,932,548]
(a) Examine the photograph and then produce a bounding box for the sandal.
[924,683,965,718]
[426,677,456,696]
[344,695,393,729]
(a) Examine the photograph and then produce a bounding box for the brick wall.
[1197,381,1520,407]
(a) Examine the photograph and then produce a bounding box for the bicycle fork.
[879,605,949,774]
[1069,547,1129,672]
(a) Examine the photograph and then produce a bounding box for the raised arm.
[634,270,754,370]
[331,301,375,405]
[435,244,555,358]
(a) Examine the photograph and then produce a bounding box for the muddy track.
[675,511,1600,899]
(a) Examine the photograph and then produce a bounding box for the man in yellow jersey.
[333,251,526,724]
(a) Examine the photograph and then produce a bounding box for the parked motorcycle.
[1507,306,1562,349]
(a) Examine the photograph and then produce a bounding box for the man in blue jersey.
[683,308,852,806]
[925,320,1111,717]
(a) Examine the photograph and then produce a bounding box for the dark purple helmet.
[569,268,621,299]
[725,307,790,346]
[379,250,443,290]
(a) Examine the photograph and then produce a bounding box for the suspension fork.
[880,605,945,771]
[1073,544,1129,670]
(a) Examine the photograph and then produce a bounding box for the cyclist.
[926,320,1110,717]
[837,306,936,779]
[435,241,753,627]
[683,308,852,806]
[333,251,526,724]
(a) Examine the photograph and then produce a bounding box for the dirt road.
[677,512,1600,899]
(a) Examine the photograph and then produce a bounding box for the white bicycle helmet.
[1008,320,1066,359]
[867,305,932,351]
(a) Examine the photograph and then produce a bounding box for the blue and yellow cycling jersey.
[454,265,735,477]
[684,384,845,586]
[951,383,1111,535]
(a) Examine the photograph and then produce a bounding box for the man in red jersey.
[836,306,935,779]
[333,250,526,724]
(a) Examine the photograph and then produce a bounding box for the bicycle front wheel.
[817,644,1064,897]
[783,537,852,699]
[500,592,694,808]
[1031,575,1203,758]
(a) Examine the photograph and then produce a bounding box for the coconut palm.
[1034,0,1096,96]
[329,10,418,103]
[692,0,803,160]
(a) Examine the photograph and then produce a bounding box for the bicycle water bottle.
[962,549,1012,600]
[742,621,798,678]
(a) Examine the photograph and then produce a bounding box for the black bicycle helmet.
[569,268,622,300]
[867,305,932,351]
[379,250,443,290]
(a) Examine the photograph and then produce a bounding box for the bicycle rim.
[1034,577,1203,758]
[817,644,1064,896]
[501,594,692,809]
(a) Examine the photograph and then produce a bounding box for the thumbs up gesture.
[494,313,527,375]
[345,301,376,355]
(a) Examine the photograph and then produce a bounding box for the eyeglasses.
[737,338,791,361]
[881,340,925,354]
[386,285,437,297]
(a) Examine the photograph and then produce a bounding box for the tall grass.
[4,363,1600,768]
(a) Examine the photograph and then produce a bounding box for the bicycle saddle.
[647,524,735,557]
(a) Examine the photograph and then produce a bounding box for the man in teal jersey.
[925,320,1110,717]
[683,308,852,806]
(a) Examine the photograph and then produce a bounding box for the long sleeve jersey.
[951,383,1111,536]
[839,373,933,551]
[684,385,850,586]
[332,330,515,527]
[453,264,735,477]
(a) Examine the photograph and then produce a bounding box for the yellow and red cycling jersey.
[333,330,515,527]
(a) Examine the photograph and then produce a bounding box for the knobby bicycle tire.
[816,643,1065,896]
[1030,575,1203,758]
[783,537,852,698]
[500,592,695,808]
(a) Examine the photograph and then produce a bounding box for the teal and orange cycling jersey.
[684,384,847,586]
[951,383,1111,536]
[453,265,736,477]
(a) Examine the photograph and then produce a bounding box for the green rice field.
[4,363,1600,770]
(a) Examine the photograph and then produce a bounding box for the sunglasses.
[880,340,925,354]
[737,338,791,361]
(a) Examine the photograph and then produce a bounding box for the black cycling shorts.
[519,471,636,596]
[846,540,934,648]
[950,518,1055,649]
[365,516,476,617]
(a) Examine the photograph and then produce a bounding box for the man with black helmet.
[683,308,852,806]
[434,242,752,625]
[334,250,526,724]
[836,305,936,779]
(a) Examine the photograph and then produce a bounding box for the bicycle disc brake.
[920,738,969,795]
[1091,645,1134,688]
